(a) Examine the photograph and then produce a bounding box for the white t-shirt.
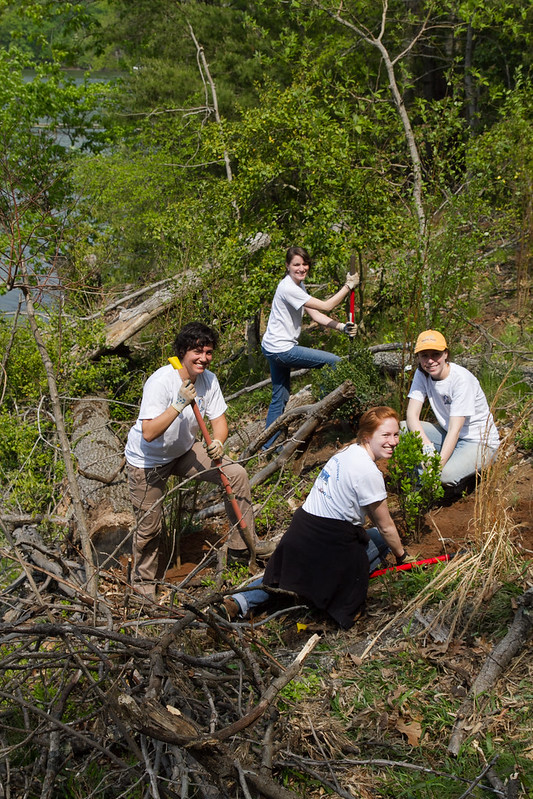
[408,363,499,449]
[261,274,311,353]
[303,444,387,526]
[125,364,227,468]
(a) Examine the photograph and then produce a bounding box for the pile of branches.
[0,528,343,799]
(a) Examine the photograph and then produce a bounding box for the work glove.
[171,379,196,414]
[395,549,417,566]
[205,438,224,460]
[343,321,358,338]
[345,271,359,290]
[422,442,436,457]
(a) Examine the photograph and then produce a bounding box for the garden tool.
[347,252,357,360]
[168,356,257,568]
[369,553,452,579]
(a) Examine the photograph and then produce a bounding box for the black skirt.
[263,507,370,629]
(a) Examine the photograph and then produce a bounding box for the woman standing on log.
[223,406,410,629]
[405,330,499,490]
[261,246,358,449]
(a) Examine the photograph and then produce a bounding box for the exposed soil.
[420,458,533,558]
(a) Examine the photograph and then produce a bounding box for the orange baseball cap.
[414,330,448,353]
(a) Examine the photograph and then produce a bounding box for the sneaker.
[221,598,240,621]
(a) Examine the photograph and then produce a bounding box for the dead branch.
[193,380,356,523]
[250,379,356,462]
[448,587,533,756]
[88,270,202,358]
[18,261,97,599]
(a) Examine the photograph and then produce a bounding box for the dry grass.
[362,399,532,657]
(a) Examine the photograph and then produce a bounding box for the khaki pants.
[127,442,255,583]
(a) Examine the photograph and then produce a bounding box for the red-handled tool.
[347,253,357,360]
[168,356,257,567]
[370,553,452,579]
[349,255,356,325]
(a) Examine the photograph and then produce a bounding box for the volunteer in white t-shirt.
[125,322,273,599]
[406,329,499,487]
[222,407,410,628]
[261,246,358,449]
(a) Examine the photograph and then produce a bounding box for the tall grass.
[363,394,532,656]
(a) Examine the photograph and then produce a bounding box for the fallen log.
[87,270,202,358]
[68,397,135,565]
[448,586,533,756]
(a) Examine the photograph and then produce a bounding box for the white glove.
[345,272,359,290]
[206,438,224,460]
[343,321,358,338]
[171,379,196,414]
[422,443,436,457]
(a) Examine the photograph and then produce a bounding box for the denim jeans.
[416,420,498,487]
[262,344,341,448]
[230,527,389,617]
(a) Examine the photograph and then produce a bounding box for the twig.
[454,756,500,799]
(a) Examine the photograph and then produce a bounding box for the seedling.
[388,430,444,540]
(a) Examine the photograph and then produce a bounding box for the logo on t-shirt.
[442,394,452,405]
[316,468,330,495]
[196,396,205,414]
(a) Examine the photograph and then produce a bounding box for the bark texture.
[70,397,135,564]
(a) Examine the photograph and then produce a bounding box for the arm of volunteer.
[439,416,465,467]
[303,282,351,314]
[305,304,347,331]
[142,408,179,442]
[405,397,433,448]
[210,414,228,445]
[364,498,405,558]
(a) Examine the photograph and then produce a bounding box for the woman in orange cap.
[405,330,499,488]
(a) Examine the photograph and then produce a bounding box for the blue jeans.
[416,421,498,487]
[230,527,389,618]
[262,344,341,448]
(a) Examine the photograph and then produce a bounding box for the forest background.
[0,1,532,798]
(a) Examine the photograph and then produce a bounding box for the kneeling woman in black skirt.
[225,406,409,629]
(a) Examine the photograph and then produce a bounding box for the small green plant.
[279,670,322,707]
[222,562,250,586]
[311,346,385,423]
[515,418,533,454]
[388,431,444,540]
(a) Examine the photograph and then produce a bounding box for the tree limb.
[448,587,533,756]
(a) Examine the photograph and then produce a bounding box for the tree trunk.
[68,397,135,566]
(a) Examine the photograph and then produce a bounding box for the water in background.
[1,70,122,317]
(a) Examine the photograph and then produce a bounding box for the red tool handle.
[369,554,452,579]
[168,357,250,537]
[348,253,356,323]
[349,289,355,323]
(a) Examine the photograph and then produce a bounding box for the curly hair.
[173,322,219,359]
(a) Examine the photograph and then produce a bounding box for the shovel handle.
[369,554,452,579]
[167,356,252,540]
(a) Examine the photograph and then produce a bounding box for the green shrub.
[515,418,533,454]
[0,411,63,513]
[311,346,385,423]
[388,430,444,540]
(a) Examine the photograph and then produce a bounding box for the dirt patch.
[416,458,533,559]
